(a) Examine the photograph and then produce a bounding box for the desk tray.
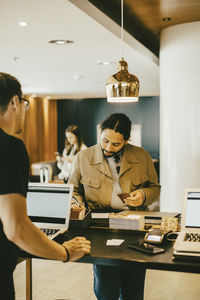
[69,209,91,228]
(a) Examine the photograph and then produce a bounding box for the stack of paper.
[109,212,144,230]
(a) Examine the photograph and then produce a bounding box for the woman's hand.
[55,154,62,162]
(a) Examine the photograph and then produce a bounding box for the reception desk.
[21,225,200,299]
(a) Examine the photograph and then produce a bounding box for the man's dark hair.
[0,72,22,113]
[100,113,131,140]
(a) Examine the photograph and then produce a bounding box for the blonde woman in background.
[56,125,87,182]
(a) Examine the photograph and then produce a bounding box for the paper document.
[106,239,124,246]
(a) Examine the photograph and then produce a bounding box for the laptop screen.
[26,183,73,228]
[185,191,200,228]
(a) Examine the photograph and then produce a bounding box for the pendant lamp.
[106,0,139,103]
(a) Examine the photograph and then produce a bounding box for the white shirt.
[106,155,128,211]
[58,143,87,180]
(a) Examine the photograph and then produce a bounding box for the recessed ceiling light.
[19,21,28,27]
[13,57,20,62]
[98,61,116,66]
[48,40,74,45]
[73,75,83,80]
[162,17,171,21]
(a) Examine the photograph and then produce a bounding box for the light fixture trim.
[107,97,138,103]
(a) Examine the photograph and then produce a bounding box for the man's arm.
[0,194,91,262]
[125,152,160,208]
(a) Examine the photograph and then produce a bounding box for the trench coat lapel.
[90,144,112,178]
[119,145,139,176]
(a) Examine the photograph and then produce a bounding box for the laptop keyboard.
[184,233,200,242]
[40,228,60,237]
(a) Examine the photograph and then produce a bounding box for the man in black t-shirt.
[0,129,30,298]
[0,72,91,299]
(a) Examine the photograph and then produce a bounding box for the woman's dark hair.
[0,72,22,113]
[65,124,84,154]
[100,113,131,140]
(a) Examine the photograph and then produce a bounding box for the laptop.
[26,182,73,239]
[173,189,200,258]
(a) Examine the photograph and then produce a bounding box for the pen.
[73,195,82,207]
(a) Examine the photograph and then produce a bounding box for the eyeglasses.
[20,97,29,111]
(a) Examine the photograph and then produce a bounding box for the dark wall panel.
[57,97,159,158]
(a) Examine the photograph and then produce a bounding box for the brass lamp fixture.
[106,0,139,103]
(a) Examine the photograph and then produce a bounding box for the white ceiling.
[0,0,159,99]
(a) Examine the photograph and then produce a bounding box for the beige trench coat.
[69,143,160,211]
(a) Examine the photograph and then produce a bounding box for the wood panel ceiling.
[89,0,200,57]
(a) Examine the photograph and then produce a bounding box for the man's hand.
[124,190,144,208]
[63,237,91,262]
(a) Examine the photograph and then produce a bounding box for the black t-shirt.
[0,129,29,287]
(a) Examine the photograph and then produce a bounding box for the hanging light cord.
[121,0,124,59]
